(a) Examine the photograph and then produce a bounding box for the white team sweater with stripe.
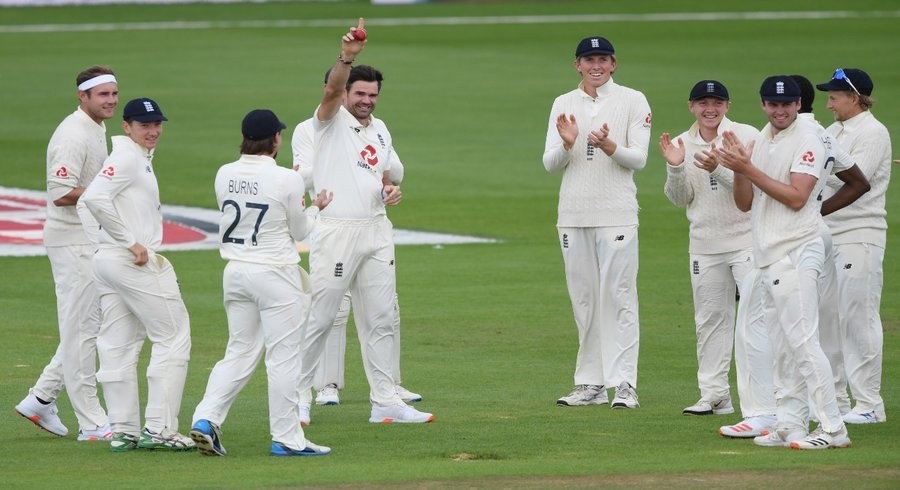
[822,110,892,248]
[543,80,652,228]
[664,117,758,255]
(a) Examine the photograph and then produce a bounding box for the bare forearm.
[821,165,870,216]
[318,58,353,121]
[742,165,812,211]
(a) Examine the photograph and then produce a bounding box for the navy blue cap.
[575,36,614,57]
[689,80,729,101]
[242,109,286,141]
[759,75,801,102]
[123,98,167,122]
[816,68,873,96]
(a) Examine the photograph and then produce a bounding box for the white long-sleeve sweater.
[822,110,892,247]
[543,80,652,227]
[663,117,758,255]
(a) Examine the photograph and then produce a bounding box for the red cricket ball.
[352,29,367,41]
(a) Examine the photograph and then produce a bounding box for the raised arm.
[317,17,367,123]
[718,131,819,212]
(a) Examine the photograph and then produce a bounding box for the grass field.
[1,0,899,487]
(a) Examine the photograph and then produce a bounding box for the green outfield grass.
[1,0,898,487]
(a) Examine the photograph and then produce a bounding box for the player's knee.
[96,366,133,383]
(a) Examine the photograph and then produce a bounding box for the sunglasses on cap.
[833,68,860,96]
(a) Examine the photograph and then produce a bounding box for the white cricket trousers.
[300,216,401,406]
[558,225,640,388]
[313,292,403,391]
[192,261,310,450]
[816,236,852,414]
[833,242,885,418]
[689,249,753,402]
[92,248,191,436]
[763,237,844,434]
[733,267,776,418]
[31,244,108,430]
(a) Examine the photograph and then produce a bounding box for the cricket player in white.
[190,109,332,457]
[292,112,420,408]
[544,36,651,409]
[298,18,433,424]
[659,80,758,417]
[816,68,891,424]
[81,98,194,452]
[791,74,869,419]
[15,66,115,441]
[716,75,850,449]
[715,75,870,440]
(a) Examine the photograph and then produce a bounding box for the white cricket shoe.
[611,382,639,409]
[369,404,434,424]
[683,397,734,416]
[395,385,422,403]
[15,392,68,437]
[556,384,606,406]
[271,440,331,456]
[138,427,196,451]
[315,383,340,406]
[843,410,884,424]
[298,402,311,427]
[77,423,112,441]
[719,415,776,438]
[790,425,852,450]
[753,428,806,448]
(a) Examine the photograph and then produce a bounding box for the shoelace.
[807,427,826,438]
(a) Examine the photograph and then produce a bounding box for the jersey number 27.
[221,199,269,246]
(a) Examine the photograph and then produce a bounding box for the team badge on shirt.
[798,150,815,168]
[360,144,379,166]
[101,166,115,178]
[55,167,68,178]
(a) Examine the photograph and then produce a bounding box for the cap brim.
[761,96,800,102]
[816,80,850,92]
[128,115,168,122]
[690,95,729,101]
[577,49,614,57]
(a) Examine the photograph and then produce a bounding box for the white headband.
[78,74,117,91]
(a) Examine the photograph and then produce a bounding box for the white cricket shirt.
[44,107,108,246]
[312,106,395,219]
[750,118,827,267]
[82,135,162,251]
[215,154,316,265]
[291,118,316,193]
[294,114,403,194]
